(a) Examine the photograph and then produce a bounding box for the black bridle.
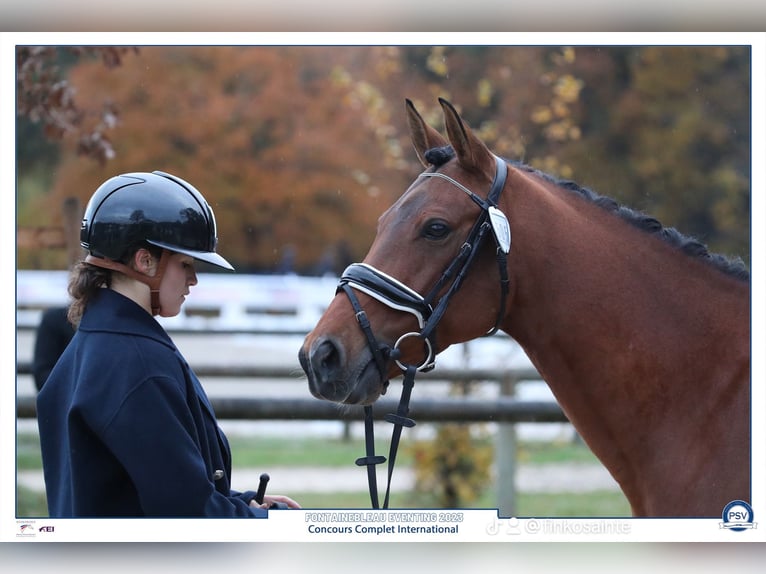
[336,154,512,509]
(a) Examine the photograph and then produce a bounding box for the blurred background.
[17,45,751,272]
[12,40,755,542]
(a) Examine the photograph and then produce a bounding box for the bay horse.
[298,97,751,517]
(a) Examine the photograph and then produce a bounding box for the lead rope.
[357,406,384,509]
[380,364,417,509]
[355,364,417,509]
[341,281,419,509]
[339,283,389,509]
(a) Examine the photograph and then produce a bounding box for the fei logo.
[720,500,756,532]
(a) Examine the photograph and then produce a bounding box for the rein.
[337,155,511,508]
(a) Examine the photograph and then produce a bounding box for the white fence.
[16,268,561,396]
[16,270,577,515]
[16,269,553,372]
[17,269,341,333]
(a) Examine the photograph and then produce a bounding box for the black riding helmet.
[80,171,234,271]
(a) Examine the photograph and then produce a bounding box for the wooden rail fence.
[16,362,566,423]
[16,324,567,515]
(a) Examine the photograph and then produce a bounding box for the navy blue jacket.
[36,289,266,518]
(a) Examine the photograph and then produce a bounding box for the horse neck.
[501,168,750,515]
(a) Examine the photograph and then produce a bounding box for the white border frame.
[2,32,764,544]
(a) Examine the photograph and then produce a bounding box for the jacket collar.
[79,288,175,350]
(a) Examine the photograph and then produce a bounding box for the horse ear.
[406,98,448,168]
[439,98,494,174]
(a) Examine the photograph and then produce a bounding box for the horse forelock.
[423,145,454,168]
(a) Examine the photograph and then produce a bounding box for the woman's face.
[158,252,198,317]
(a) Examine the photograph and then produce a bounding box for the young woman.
[36,171,300,517]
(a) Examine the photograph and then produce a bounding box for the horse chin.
[340,358,389,406]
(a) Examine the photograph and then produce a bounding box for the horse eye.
[422,220,451,240]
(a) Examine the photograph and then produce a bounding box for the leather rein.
[336,155,511,508]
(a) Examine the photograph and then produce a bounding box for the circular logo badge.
[721,500,754,532]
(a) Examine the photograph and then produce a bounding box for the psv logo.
[720,500,755,532]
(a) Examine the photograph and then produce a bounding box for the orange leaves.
[19,45,750,272]
[17,47,136,166]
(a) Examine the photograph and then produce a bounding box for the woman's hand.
[250,494,301,509]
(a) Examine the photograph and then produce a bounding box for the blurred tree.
[409,423,493,508]
[16,46,138,165]
[16,46,139,268]
[17,45,750,271]
[559,46,751,261]
[407,377,494,508]
[28,47,412,272]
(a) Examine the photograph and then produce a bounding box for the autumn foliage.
[17,45,751,273]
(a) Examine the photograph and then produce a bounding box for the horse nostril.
[301,337,349,402]
[312,338,342,384]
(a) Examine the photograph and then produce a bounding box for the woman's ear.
[133,248,158,276]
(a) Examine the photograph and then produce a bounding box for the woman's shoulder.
[77,328,186,377]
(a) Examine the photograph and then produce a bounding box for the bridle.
[336,154,512,508]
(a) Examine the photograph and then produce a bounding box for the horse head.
[299,98,514,405]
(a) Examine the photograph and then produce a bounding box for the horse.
[298,97,751,517]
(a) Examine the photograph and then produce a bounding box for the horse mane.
[423,146,750,283]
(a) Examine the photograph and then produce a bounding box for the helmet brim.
[148,240,235,271]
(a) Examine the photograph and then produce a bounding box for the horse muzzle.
[298,336,388,405]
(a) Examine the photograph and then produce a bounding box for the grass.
[17,485,48,519]
[16,431,632,518]
[515,436,601,464]
[226,435,413,467]
[17,432,44,469]
[226,434,600,468]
